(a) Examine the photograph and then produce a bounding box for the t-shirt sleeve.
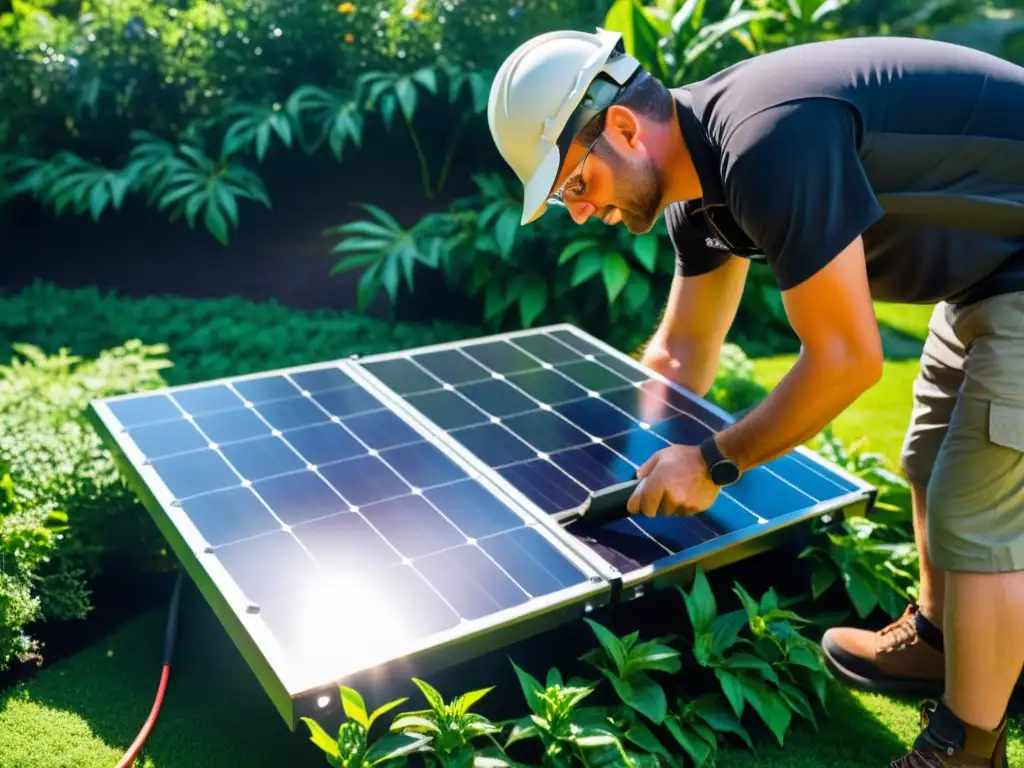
[664,199,733,277]
[721,98,884,291]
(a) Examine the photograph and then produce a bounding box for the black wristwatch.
[699,436,741,487]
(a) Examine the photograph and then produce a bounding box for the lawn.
[1,300,1021,768]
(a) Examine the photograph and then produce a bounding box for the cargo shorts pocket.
[989,401,1024,455]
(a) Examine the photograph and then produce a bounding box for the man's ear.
[604,104,641,149]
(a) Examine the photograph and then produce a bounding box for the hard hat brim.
[520,143,561,225]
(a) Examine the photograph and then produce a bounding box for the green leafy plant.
[505,662,629,768]
[799,427,918,620]
[663,692,753,768]
[705,343,769,415]
[302,686,427,768]
[389,678,508,767]
[679,568,831,748]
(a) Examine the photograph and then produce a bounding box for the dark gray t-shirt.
[665,36,1024,305]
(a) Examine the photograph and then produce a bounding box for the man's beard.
[614,151,664,234]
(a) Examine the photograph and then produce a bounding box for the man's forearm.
[714,349,880,472]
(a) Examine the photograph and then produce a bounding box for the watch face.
[711,461,740,486]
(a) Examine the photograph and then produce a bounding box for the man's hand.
[626,444,720,517]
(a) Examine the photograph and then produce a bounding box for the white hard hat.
[487,28,643,225]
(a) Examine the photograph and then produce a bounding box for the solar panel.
[89,323,875,730]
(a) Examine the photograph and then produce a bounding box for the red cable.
[116,664,172,768]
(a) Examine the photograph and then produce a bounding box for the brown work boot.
[821,604,945,696]
[889,699,1008,767]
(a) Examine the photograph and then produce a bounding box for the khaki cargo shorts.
[900,291,1024,574]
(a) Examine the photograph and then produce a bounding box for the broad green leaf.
[395,78,418,122]
[632,234,659,271]
[732,583,760,620]
[681,568,717,636]
[504,716,539,748]
[519,283,547,328]
[740,675,792,747]
[604,0,665,79]
[623,275,651,312]
[626,641,682,675]
[787,645,824,672]
[707,610,748,656]
[365,732,430,765]
[390,713,440,733]
[811,560,838,599]
[411,678,447,714]
[510,660,544,716]
[690,696,754,751]
[495,208,518,259]
[844,566,879,618]
[454,686,494,715]
[583,619,628,675]
[608,671,667,725]
[778,680,816,727]
[301,717,341,757]
[557,238,598,264]
[625,722,673,762]
[571,251,604,286]
[356,203,402,231]
[714,668,745,718]
[664,719,714,767]
[340,687,370,728]
[204,198,230,246]
[722,652,779,684]
[601,251,631,303]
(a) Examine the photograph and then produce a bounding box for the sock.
[914,608,945,652]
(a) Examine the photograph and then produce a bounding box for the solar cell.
[90,323,875,728]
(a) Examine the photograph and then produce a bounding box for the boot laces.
[878,605,920,653]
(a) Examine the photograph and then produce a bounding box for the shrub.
[301,567,833,767]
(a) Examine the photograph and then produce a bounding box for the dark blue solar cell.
[593,353,651,384]
[174,385,244,416]
[404,389,490,430]
[234,375,299,404]
[151,448,239,499]
[725,467,815,520]
[422,479,523,539]
[501,410,590,453]
[511,334,583,365]
[604,428,671,468]
[461,341,541,375]
[456,379,536,418]
[380,441,468,489]
[342,410,422,451]
[417,544,529,620]
[497,459,589,515]
[549,443,637,492]
[640,515,720,553]
[601,386,681,425]
[360,494,465,559]
[179,486,280,547]
[548,329,609,358]
[554,397,639,438]
[289,366,355,394]
[290,511,400,578]
[363,357,440,395]
[506,369,587,405]
[778,452,858,495]
[108,394,180,428]
[256,396,330,432]
[449,423,536,468]
[568,518,670,570]
[555,359,632,393]
[219,435,307,481]
[702,494,761,533]
[478,527,585,596]
[253,470,347,525]
[127,418,208,460]
[284,422,366,466]
[312,386,383,419]
[636,380,729,430]
[194,407,271,445]
[319,454,410,507]
[649,414,714,446]
[411,349,491,385]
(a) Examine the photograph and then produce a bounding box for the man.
[486,29,1024,767]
